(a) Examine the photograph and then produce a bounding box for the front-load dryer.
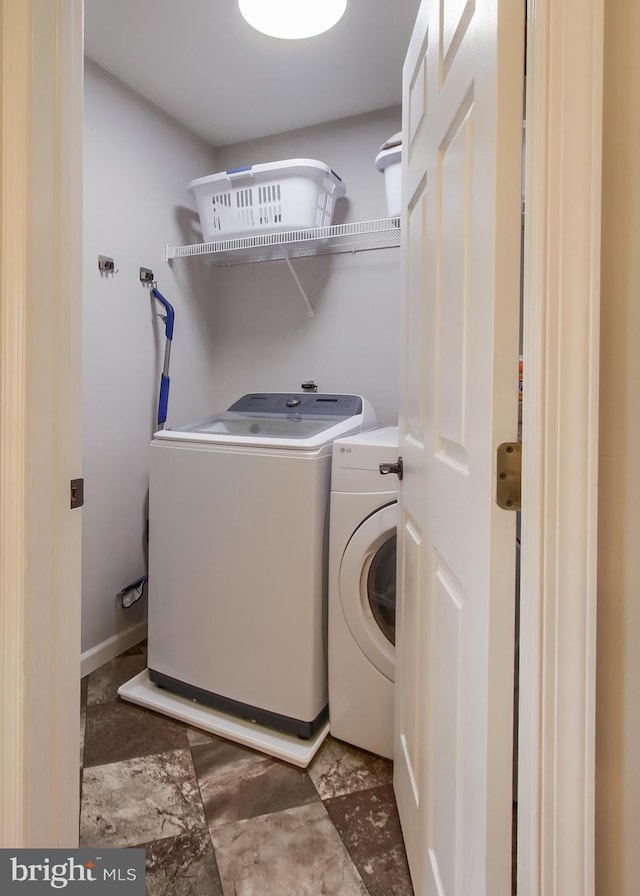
[328,425,399,759]
[136,392,376,765]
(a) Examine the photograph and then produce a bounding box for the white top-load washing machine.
[328,426,399,759]
[145,392,376,755]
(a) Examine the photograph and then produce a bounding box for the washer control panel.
[227,393,363,418]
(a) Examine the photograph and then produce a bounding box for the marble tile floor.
[80,642,414,896]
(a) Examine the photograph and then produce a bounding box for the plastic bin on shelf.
[375,132,402,218]
[188,159,346,242]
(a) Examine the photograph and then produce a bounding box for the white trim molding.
[81,622,148,679]
[0,0,83,848]
[518,0,603,894]
[0,0,31,848]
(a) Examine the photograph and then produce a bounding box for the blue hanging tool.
[151,286,175,428]
[119,284,175,610]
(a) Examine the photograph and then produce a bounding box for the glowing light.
[238,0,348,40]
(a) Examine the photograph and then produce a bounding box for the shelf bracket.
[282,253,313,318]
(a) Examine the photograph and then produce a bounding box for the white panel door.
[394,1,524,894]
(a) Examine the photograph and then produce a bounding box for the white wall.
[82,61,217,656]
[210,107,402,424]
[596,0,640,892]
[82,72,401,659]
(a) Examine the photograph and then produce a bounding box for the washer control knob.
[285,397,301,408]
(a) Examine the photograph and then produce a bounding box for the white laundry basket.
[188,159,346,241]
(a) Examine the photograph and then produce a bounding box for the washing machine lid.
[153,393,377,450]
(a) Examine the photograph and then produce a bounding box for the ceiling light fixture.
[238,0,347,40]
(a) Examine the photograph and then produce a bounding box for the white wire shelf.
[165,217,401,265]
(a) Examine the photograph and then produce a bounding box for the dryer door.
[339,502,397,681]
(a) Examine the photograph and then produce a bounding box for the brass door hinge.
[496,443,521,510]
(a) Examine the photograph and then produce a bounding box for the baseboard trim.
[81,621,147,678]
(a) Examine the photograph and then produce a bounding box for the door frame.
[518,0,602,893]
[0,0,83,846]
[0,0,602,888]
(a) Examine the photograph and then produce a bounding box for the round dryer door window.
[339,502,397,682]
[367,532,396,646]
